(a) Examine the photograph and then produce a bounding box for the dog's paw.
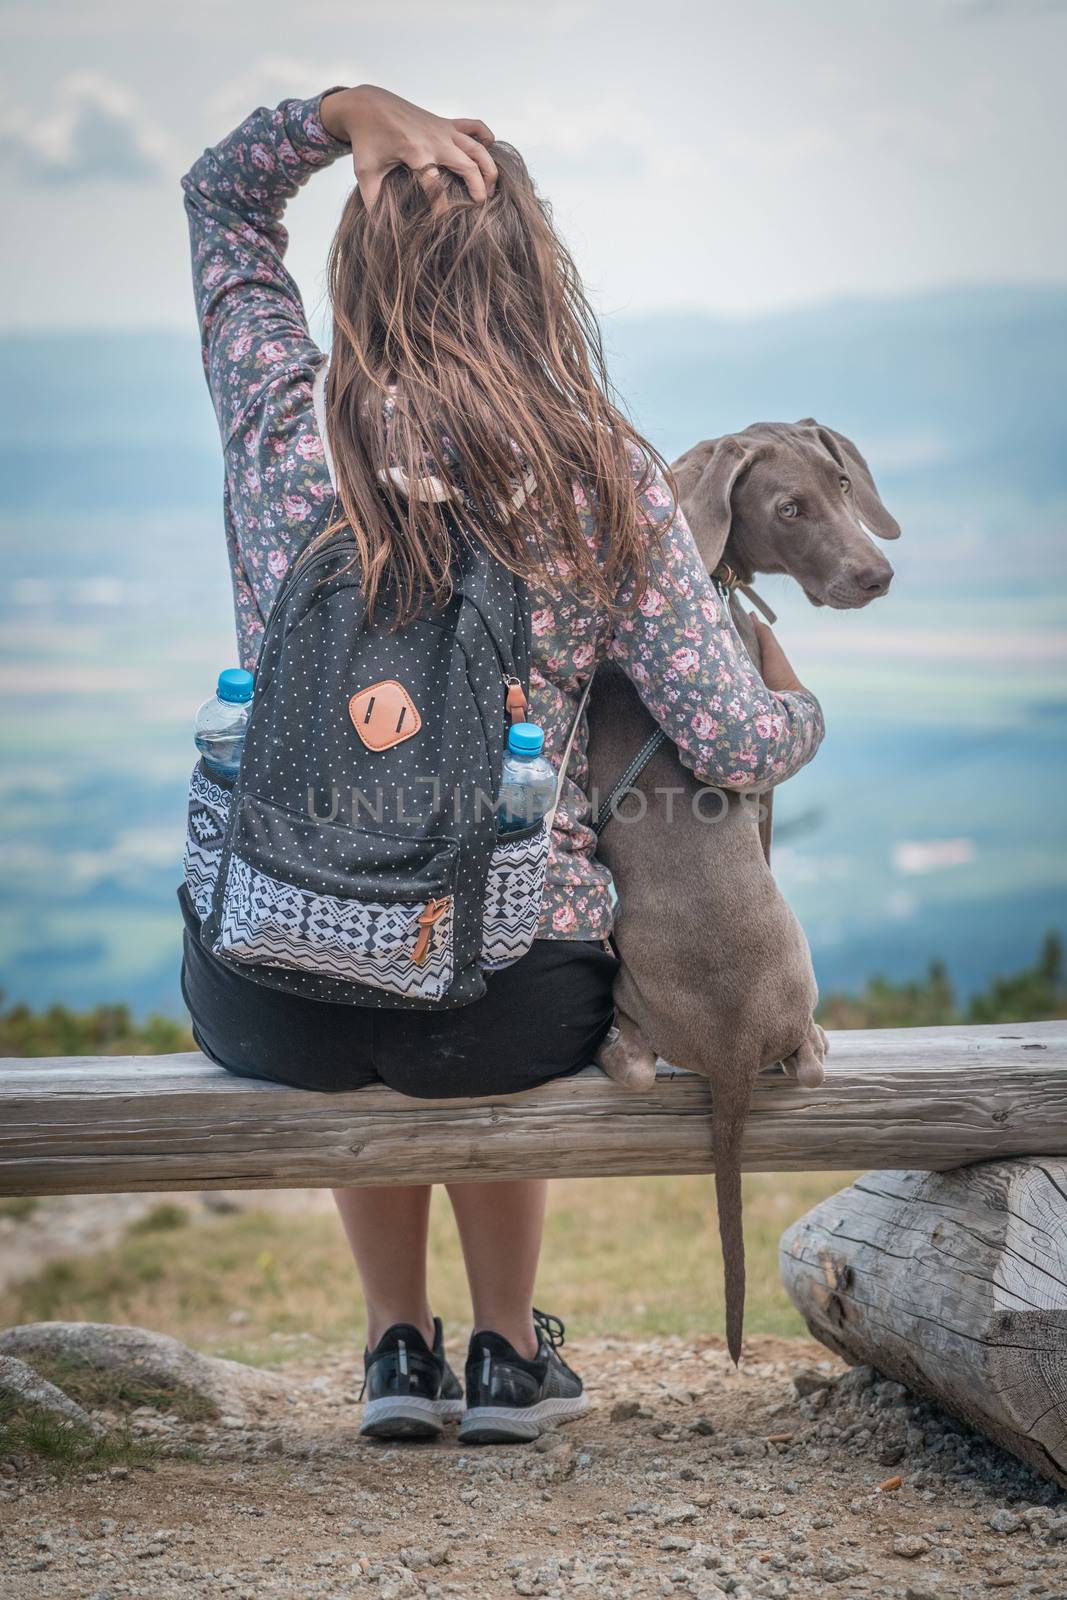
[597,1022,658,1092]
[781,1019,827,1088]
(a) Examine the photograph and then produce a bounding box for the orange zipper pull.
[505,677,528,725]
[411,897,451,966]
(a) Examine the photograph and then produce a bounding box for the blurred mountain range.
[0,284,1064,1014]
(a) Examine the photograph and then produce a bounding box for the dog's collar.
[713,562,778,626]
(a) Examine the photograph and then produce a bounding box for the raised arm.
[182,85,501,436]
[181,91,351,447]
[182,88,500,664]
[609,464,825,788]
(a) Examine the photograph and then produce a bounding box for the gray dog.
[586,420,899,1361]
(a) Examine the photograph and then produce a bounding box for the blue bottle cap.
[508,721,545,756]
[217,668,254,704]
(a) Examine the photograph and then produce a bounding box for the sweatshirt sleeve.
[608,462,825,789]
[181,93,350,653]
[181,90,350,445]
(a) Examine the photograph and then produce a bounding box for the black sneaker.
[359,1317,464,1440]
[458,1309,589,1444]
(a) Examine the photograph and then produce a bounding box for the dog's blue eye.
[779,501,798,519]
[840,477,851,492]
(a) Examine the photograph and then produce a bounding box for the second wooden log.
[779,1159,1067,1488]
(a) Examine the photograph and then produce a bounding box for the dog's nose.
[854,561,893,597]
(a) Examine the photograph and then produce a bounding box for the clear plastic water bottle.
[194,668,254,780]
[498,722,556,834]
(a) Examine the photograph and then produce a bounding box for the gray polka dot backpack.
[186,492,560,1012]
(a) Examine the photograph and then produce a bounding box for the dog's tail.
[711,1081,753,1366]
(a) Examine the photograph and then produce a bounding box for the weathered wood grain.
[1,1022,1064,1197]
[779,1159,1067,1487]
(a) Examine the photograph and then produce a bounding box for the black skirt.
[179,887,618,1098]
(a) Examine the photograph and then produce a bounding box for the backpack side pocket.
[183,760,233,922]
[480,818,550,972]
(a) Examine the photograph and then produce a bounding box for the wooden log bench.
[2,1021,1064,1197]
[3,1019,1065,1483]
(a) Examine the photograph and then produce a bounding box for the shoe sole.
[360,1395,465,1441]
[458,1392,590,1445]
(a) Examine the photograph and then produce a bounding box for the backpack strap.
[546,672,594,835]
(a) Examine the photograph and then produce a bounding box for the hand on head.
[320,85,497,210]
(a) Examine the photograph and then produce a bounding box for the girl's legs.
[446,1179,547,1359]
[332,1184,434,1348]
[332,1178,547,1358]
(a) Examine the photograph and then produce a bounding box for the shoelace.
[533,1308,566,1350]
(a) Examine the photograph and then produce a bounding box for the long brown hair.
[322,143,670,622]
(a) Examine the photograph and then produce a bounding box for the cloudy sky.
[1,0,1065,330]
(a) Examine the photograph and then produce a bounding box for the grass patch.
[0,1401,180,1472]
[126,1202,189,1235]
[0,1196,38,1221]
[0,1172,854,1361]
[21,1353,217,1424]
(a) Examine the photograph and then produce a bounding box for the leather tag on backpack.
[349,680,422,751]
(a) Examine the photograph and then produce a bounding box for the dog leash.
[593,571,779,840]
[592,725,667,840]
[545,673,594,836]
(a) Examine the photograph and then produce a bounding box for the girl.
[180,84,823,1444]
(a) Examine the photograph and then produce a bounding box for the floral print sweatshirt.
[182,92,825,942]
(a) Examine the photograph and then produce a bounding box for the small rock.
[661,1504,699,1525]
[793,1369,834,1398]
[987,1510,1022,1535]
[610,1399,641,1423]
[892,1534,931,1559]
[688,1416,717,1436]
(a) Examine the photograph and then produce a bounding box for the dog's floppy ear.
[671,436,756,572]
[797,418,900,540]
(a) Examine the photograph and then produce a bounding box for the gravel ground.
[2,1333,1065,1600]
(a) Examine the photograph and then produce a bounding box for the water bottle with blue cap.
[498,721,556,834]
[194,668,255,780]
